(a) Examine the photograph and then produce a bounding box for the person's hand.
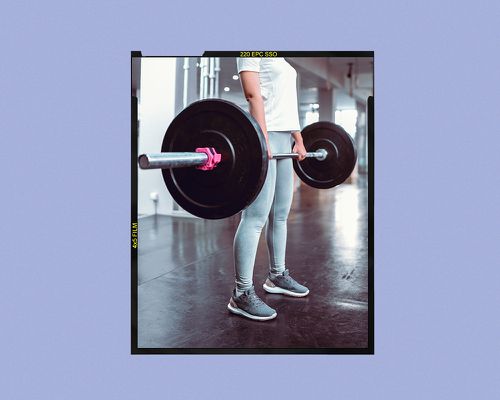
[293,141,307,161]
[266,138,272,159]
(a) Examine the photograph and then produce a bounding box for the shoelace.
[245,290,264,306]
[276,269,294,283]
[274,270,300,288]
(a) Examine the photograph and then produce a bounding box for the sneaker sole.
[227,302,277,321]
[263,283,310,297]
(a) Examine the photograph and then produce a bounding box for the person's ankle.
[269,270,284,279]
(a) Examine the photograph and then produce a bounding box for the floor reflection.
[138,178,369,349]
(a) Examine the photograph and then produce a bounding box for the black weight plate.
[293,122,357,189]
[161,99,268,219]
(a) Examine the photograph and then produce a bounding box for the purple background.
[3,1,500,398]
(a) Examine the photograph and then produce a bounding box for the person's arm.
[239,71,272,158]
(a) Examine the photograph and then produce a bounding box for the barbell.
[138,99,357,219]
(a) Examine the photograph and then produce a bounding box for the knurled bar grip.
[272,149,327,161]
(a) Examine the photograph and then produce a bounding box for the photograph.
[131,52,374,353]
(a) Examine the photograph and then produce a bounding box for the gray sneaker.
[227,286,277,321]
[263,269,310,297]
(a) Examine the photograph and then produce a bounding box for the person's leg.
[265,133,294,275]
[264,133,309,297]
[229,150,278,320]
[233,157,276,293]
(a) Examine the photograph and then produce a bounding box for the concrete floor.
[137,177,369,350]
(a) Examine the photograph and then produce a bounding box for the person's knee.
[250,217,269,233]
[269,205,291,223]
[241,213,269,233]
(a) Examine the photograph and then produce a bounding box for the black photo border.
[131,50,374,354]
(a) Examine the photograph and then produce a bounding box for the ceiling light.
[232,75,239,80]
[224,87,230,92]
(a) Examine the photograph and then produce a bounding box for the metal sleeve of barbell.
[138,152,209,169]
[272,149,327,161]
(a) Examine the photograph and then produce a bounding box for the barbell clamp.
[195,147,222,171]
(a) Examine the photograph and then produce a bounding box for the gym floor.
[137,177,369,349]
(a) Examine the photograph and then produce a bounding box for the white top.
[236,57,300,132]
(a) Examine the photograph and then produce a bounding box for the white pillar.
[138,58,177,216]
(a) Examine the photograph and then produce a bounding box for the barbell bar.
[138,148,328,170]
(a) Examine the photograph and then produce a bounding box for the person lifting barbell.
[228,57,309,321]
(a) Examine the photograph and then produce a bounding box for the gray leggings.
[233,131,294,291]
